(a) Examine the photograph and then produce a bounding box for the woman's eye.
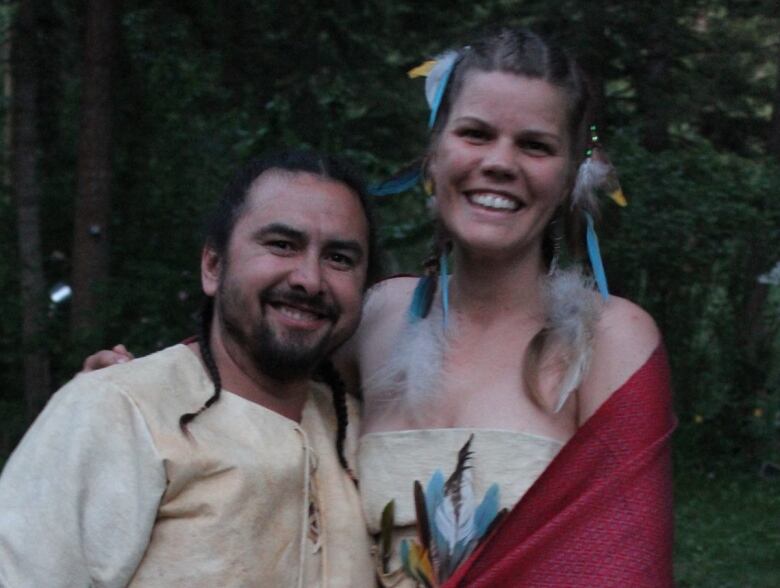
[458,127,489,141]
[522,140,553,154]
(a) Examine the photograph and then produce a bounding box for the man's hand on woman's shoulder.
[81,344,135,373]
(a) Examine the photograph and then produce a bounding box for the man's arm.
[0,375,166,588]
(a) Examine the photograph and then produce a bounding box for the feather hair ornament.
[401,435,506,585]
[570,126,628,299]
[571,150,610,298]
[439,253,449,328]
[368,51,462,198]
[585,212,609,300]
[571,155,610,214]
[368,159,424,197]
[409,274,437,323]
[571,146,627,212]
[419,50,460,129]
[543,267,603,412]
[363,287,449,418]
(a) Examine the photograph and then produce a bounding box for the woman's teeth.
[469,193,519,211]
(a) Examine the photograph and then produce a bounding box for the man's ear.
[202,245,221,297]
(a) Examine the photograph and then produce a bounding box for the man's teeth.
[277,305,319,321]
[469,193,518,210]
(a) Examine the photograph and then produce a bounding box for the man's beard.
[217,278,341,381]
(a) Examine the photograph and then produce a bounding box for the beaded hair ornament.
[571,125,628,298]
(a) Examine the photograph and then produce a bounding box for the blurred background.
[1,1,778,584]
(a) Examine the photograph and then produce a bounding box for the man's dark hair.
[205,150,382,285]
[181,150,382,471]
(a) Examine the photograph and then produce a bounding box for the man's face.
[202,171,370,380]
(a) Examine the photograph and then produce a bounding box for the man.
[0,151,379,587]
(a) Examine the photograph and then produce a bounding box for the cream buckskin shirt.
[0,344,374,587]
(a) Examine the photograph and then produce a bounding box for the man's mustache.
[260,288,340,321]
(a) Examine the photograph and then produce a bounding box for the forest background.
[1,0,779,584]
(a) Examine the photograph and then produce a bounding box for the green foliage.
[604,129,780,462]
[674,464,780,586]
[1,0,779,475]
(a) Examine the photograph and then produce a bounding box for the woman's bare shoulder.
[577,296,662,423]
[598,296,660,353]
[357,276,420,341]
[362,276,420,314]
[332,275,420,387]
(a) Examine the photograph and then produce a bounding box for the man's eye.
[327,253,355,268]
[267,240,294,252]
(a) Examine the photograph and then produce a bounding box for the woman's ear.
[562,154,583,207]
[423,150,436,185]
[201,245,221,297]
[422,155,439,214]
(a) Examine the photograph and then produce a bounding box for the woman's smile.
[465,191,524,212]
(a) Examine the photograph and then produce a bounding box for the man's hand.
[81,344,135,372]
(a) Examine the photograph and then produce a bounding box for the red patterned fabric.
[445,345,675,588]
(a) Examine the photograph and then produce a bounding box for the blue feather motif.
[473,483,500,538]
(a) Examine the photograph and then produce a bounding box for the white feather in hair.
[571,157,609,213]
[543,267,603,412]
[424,50,460,109]
[572,147,627,212]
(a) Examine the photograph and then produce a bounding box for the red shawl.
[445,345,675,588]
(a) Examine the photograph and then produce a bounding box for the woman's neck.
[449,244,547,322]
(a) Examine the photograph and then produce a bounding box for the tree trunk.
[768,41,780,159]
[578,0,609,129]
[636,49,671,152]
[70,0,119,341]
[630,8,674,153]
[11,0,51,423]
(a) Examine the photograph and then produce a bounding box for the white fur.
[543,267,603,411]
[364,268,601,417]
[362,293,449,419]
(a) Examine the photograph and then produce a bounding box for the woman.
[341,29,673,587]
[86,28,674,587]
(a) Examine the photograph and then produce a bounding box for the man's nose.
[288,252,324,294]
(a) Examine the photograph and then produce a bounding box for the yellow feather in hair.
[408,60,437,78]
[609,187,628,207]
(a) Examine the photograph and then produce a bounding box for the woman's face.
[428,71,573,261]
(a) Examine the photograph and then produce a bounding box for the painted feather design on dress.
[400,435,506,585]
[380,500,396,574]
